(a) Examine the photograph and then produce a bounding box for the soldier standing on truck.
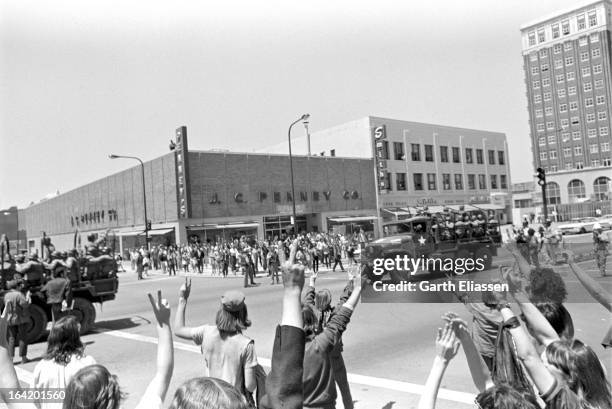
[593,223,609,277]
[3,279,31,364]
[41,269,73,323]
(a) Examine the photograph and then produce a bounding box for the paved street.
[9,252,612,409]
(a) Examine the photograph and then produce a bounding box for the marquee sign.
[372,124,388,192]
[174,126,192,219]
[208,190,360,205]
[70,209,118,227]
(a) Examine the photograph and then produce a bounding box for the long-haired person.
[302,274,361,409]
[174,278,259,405]
[543,339,611,409]
[33,316,96,408]
[305,272,355,409]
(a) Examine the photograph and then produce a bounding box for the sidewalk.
[118,261,360,279]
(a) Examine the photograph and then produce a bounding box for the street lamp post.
[288,114,310,235]
[109,154,150,248]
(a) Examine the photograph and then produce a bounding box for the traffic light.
[146,220,152,230]
[536,167,546,186]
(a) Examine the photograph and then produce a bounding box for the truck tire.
[71,298,96,334]
[25,304,48,344]
[474,248,492,270]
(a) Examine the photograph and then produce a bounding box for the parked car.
[598,214,612,229]
[558,217,612,235]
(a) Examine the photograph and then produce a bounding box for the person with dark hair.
[174,279,259,405]
[544,339,611,409]
[528,267,568,304]
[531,302,574,340]
[33,316,96,408]
[2,279,30,364]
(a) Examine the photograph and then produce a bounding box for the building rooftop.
[520,0,610,31]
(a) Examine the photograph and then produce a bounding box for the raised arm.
[343,275,362,310]
[499,305,555,395]
[260,239,305,409]
[303,271,317,307]
[139,290,174,403]
[511,291,560,346]
[505,242,532,280]
[564,250,611,312]
[443,313,493,392]
[315,276,362,352]
[417,324,460,409]
[173,277,196,340]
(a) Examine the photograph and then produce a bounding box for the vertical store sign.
[372,125,388,192]
[175,126,192,219]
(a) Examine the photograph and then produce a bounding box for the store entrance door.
[263,215,307,240]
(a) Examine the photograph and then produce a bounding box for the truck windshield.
[383,223,412,237]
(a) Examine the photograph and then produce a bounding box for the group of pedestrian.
[510,217,609,276]
[123,229,371,289]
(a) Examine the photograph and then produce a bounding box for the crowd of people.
[125,230,367,287]
[508,217,609,277]
[1,239,364,409]
[418,236,611,409]
[1,219,610,409]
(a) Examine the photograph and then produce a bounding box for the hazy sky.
[0,0,581,209]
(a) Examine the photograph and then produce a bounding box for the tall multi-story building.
[260,116,512,234]
[521,0,612,205]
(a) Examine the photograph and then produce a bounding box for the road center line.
[93,328,475,404]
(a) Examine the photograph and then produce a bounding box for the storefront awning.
[187,222,259,230]
[382,208,411,217]
[328,216,377,223]
[138,228,175,237]
[116,230,144,237]
[470,203,506,210]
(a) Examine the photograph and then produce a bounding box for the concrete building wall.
[20,153,179,243]
[186,151,376,221]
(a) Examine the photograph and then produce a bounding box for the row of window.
[532,65,603,88]
[540,158,612,174]
[531,48,601,75]
[545,177,611,204]
[383,172,508,191]
[529,33,600,56]
[539,142,611,159]
[528,12,598,46]
[533,80,606,102]
[377,142,506,165]
[534,96,607,116]
[537,127,610,145]
[536,111,608,131]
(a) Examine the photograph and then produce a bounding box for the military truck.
[362,213,502,283]
[0,234,119,344]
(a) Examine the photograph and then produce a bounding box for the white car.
[558,217,611,235]
[598,214,612,229]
